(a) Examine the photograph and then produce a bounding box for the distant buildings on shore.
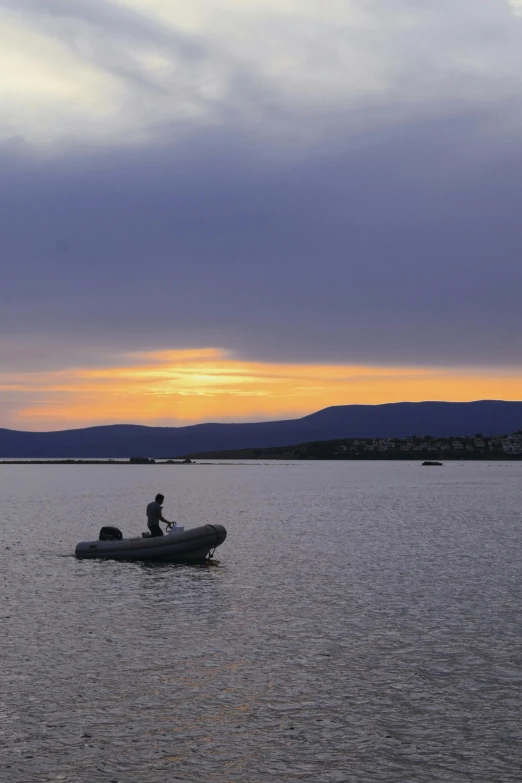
[186,430,522,460]
[333,432,522,457]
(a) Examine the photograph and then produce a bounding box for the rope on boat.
[205,524,221,560]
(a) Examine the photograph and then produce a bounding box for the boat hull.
[75,524,227,563]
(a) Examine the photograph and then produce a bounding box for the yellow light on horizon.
[1,346,521,430]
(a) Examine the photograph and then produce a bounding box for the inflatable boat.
[75,524,227,563]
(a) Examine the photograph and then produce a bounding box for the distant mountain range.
[1,400,521,458]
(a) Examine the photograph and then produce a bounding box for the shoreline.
[1,456,522,465]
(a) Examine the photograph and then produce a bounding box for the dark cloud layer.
[1,0,522,371]
[3,106,522,368]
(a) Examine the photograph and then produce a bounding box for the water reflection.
[1,461,521,782]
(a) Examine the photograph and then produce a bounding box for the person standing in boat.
[146,493,172,537]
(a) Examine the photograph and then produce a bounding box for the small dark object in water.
[99,526,123,541]
[422,461,443,466]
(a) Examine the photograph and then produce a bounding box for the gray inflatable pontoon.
[75,524,227,563]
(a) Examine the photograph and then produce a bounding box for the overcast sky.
[1,0,522,428]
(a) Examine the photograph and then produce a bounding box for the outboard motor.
[99,526,123,541]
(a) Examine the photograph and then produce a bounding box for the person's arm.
[159,511,171,524]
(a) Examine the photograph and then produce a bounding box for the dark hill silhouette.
[1,400,521,458]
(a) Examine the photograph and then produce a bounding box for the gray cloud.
[1,1,522,372]
[1,0,203,58]
[2,0,522,147]
[2,104,522,368]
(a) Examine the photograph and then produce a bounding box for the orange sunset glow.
[2,348,521,430]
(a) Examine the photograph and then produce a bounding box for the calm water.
[1,461,521,782]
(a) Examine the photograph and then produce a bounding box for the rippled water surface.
[1,460,522,782]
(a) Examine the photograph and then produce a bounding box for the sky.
[1,0,522,430]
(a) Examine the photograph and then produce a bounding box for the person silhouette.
[146,493,171,537]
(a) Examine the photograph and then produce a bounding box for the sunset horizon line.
[2,398,521,435]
